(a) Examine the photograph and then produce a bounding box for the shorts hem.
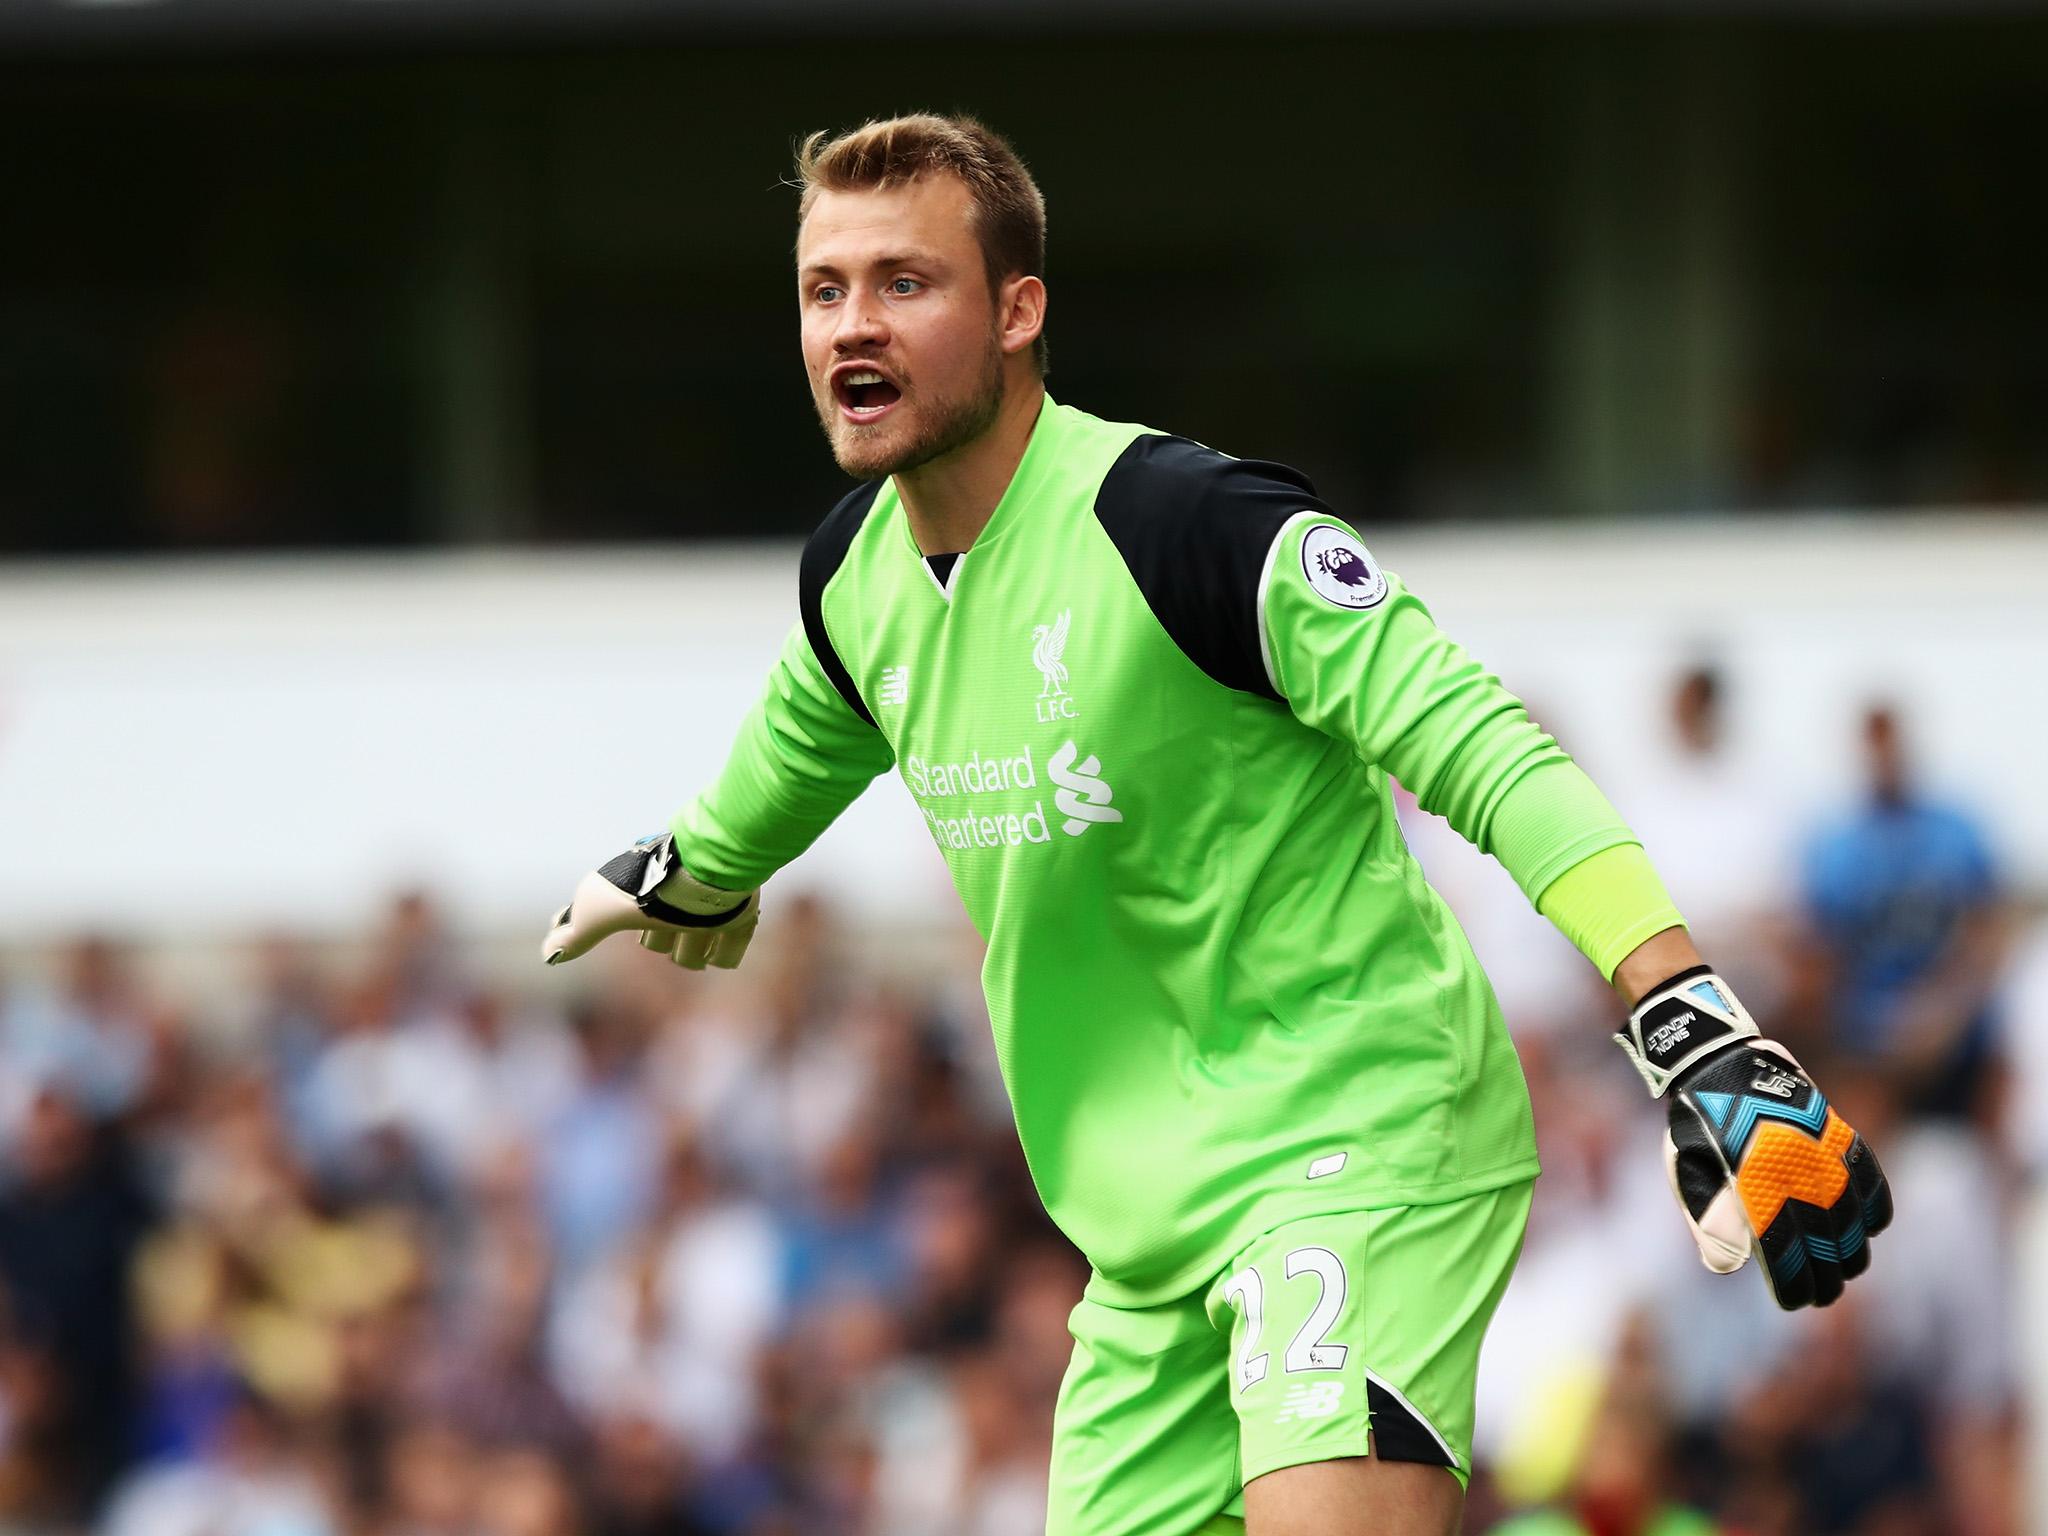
[1242,1437,1472,1494]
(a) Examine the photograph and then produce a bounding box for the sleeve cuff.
[1535,842,1688,982]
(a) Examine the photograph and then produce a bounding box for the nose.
[833,289,889,352]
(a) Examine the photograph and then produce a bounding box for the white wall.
[1,513,2041,943]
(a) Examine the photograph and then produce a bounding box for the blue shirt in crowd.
[1802,795,1998,1110]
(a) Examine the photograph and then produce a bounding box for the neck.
[895,377,1045,555]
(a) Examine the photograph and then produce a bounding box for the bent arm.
[670,624,894,890]
[1095,447,1694,1000]
[1261,515,1688,988]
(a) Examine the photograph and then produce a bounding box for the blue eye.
[815,285,843,304]
[890,278,921,295]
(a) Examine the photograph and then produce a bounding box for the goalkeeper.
[543,114,1891,1536]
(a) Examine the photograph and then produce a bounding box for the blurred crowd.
[0,669,2034,1536]
[1406,671,2027,1536]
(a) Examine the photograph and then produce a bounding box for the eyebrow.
[799,250,948,279]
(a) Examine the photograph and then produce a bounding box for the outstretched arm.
[1259,513,1655,921]
[670,623,895,890]
[542,623,893,971]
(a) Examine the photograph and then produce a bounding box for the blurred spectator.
[2002,916,2048,1175]
[652,898,876,1202]
[243,936,331,1122]
[779,1123,905,1317]
[415,1178,579,1454]
[1725,1297,1940,1536]
[144,1064,422,1416]
[0,1287,72,1526]
[1,938,155,1141]
[551,1131,781,1462]
[586,1411,712,1536]
[1620,662,1794,998]
[1830,1064,2022,1536]
[392,992,579,1186]
[380,1419,479,1536]
[371,892,467,1023]
[0,1082,156,1517]
[540,995,663,1274]
[299,972,442,1214]
[473,1444,582,1536]
[1795,702,2007,1122]
[1474,1030,1667,1480]
[103,1387,333,1536]
[1827,1065,2015,1417]
[896,1164,1001,1354]
[1486,1320,1720,1535]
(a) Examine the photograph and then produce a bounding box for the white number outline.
[1223,1246,1350,1391]
[1282,1247,1349,1372]
[1223,1266,1271,1393]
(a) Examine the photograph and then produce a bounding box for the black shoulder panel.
[798,479,885,727]
[1093,435,1326,700]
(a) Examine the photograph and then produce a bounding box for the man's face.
[797,174,1008,481]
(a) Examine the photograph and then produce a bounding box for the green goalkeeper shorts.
[1045,1180,1532,1536]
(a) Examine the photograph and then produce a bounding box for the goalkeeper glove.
[541,832,759,971]
[1616,966,1893,1310]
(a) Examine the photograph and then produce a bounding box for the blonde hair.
[795,113,1048,374]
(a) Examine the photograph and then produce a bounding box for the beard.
[817,332,1006,481]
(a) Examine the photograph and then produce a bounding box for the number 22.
[1223,1246,1349,1392]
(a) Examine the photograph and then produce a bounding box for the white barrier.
[1,513,2043,942]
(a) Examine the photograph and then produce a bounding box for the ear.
[996,274,1047,360]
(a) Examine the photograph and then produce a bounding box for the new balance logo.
[1048,740,1122,837]
[1275,1382,1345,1424]
[1751,1070,1800,1099]
[879,667,909,708]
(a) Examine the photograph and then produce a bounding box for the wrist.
[650,849,752,922]
[1612,925,1701,1008]
[1614,967,1762,1097]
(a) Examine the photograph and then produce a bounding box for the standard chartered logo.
[1048,740,1122,837]
[905,739,1122,850]
[904,746,1037,800]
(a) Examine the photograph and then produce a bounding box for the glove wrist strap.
[597,835,751,929]
[648,855,752,927]
[1614,965,1761,1098]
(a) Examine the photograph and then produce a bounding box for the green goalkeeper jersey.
[674,396,1637,1306]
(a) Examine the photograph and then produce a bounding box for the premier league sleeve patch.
[1300,523,1388,610]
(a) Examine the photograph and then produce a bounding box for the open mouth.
[832,368,903,423]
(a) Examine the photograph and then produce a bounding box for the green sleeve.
[1262,516,1637,907]
[1536,842,1688,981]
[669,624,895,890]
